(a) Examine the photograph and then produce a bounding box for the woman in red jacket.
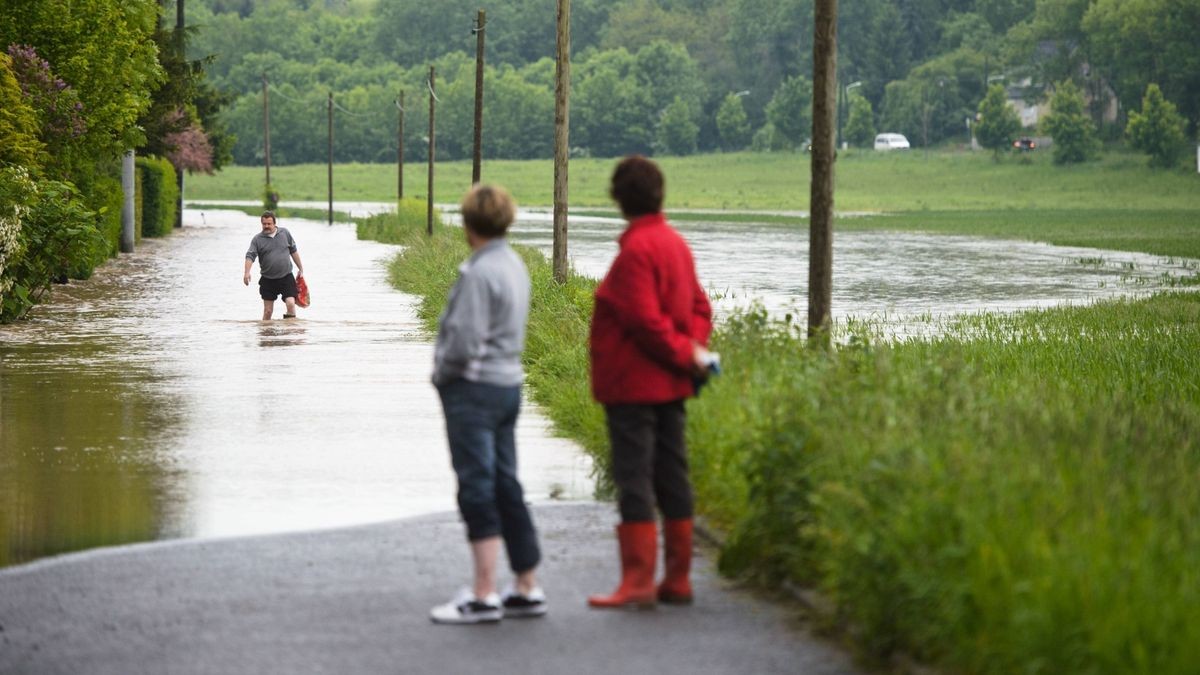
[588,155,714,609]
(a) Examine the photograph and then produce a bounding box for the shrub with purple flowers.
[5,44,86,150]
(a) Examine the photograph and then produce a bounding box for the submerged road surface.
[0,208,590,564]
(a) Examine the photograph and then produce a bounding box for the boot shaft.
[659,517,693,604]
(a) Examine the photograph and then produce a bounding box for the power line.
[332,99,370,117]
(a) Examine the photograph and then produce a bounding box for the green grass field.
[188,149,1200,212]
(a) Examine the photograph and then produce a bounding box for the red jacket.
[590,212,713,405]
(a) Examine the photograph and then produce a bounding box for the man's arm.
[243,257,253,285]
[291,251,304,278]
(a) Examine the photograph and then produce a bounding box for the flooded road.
[0,209,592,567]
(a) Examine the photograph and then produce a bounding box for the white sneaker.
[501,584,548,618]
[430,588,502,625]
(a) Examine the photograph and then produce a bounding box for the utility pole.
[327,91,333,226]
[427,66,436,237]
[175,0,185,228]
[472,9,486,185]
[552,0,570,284]
[397,90,404,201]
[262,73,271,190]
[808,0,837,346]
[120,150,135,253]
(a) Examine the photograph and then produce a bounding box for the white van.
[874,133,911,151]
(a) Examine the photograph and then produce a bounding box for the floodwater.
[211,201,1195,321]
[0,209,591,568]
[506,211,1197,328]
[4,203,1194,567]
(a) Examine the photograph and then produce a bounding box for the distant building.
[1003,41,1120,129]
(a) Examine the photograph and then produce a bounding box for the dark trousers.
[437,379,541,573]
[605,400,694,523]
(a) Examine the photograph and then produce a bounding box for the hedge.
[135,156,178,238]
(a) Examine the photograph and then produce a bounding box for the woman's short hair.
[461,184,516,238]
[609,155,664,217]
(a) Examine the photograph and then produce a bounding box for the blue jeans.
[437,379,541,573]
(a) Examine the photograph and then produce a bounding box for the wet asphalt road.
[0,502,859,675]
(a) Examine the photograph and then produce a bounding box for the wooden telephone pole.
[262,73,271,190]
[327,92,334,225]
[808,0,838,346]
[552,0,570,284]
[174,0,185,228]
[397,91,404,200]
[472,9,486,185]
[427,66,436,237]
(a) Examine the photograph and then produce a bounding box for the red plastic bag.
[296,275,311,308]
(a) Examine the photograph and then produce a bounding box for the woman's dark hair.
[609,155,664,217]
[460,184,516,238]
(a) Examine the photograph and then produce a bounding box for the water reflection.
[0,317,183,567]
[257,320,307,348]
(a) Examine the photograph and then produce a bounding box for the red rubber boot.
[658,518,694,604]
[588,521,658,609]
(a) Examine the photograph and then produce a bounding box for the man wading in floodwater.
[243,211,305,320]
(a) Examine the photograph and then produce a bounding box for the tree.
[0,52,43,168]
[716,92,751,151]
[656,96,699,156]
[1127,83,1187,169]
[729,0,813,118]
[483,66,555,160]
[0,0,163,177]
[139,7,233,176]
[1042,79,1098,164]
[844,91,876,148]
[634,40,705,123]
[1083,0,1200,137]
[765,74,812,149]
[573,49,655,156]
[974,83,1020,157]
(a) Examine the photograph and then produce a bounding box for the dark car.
[1013,137,1037,151]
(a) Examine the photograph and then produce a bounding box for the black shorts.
[259,273,298,301]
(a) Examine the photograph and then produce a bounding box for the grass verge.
[185,202,355,223]
[361,209,1200,674]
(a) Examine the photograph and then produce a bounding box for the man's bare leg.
[283,297,297,318]
[262,299,274,320]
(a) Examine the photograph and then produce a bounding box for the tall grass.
[702,297,1200,673]
[355,197,436,242]
[362,212,1200,673]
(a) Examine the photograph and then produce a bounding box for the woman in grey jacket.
[429,184,546,625]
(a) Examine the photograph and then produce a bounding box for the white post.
[120,150,135,253]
